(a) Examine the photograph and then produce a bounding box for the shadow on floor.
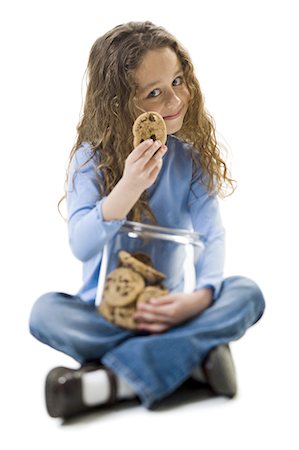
[61,379,222,426]
[149,378,216,411]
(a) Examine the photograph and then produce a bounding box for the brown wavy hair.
[59,21,235,222]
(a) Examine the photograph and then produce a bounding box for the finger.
[134,310,171,323]
[147,143,167,162]
[134,303,174,322]
[136,322,170,333]
[147,159,163,181]
[136,301,169,313]
[149,295,174,306]
[141,140,164,165]
[128,139,154,162]
[147,151,166,179]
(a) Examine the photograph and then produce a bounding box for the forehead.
[134,47,182,90]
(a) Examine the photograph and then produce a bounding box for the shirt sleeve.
[188,177,225,299]
[67,145,126,262]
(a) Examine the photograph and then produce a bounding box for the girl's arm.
[67,145,125,261]
[188,181,225,301]
[102,139,167,220]
[67,140,167,261]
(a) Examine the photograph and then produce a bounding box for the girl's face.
[134,47,190,135]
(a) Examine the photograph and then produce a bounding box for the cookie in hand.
[132,111,167,148]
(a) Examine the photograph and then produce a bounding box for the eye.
[172,76,183,86]
[147,88,161,98]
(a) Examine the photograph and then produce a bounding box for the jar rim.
[120,220,204,247]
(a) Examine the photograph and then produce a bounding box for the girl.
[29,21,265,419]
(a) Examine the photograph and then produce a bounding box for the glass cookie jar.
[95,221,204,306]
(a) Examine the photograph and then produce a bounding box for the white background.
[1,0,298,448]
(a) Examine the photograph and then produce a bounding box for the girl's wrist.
[102,178,142,221]
[191,288,213,309]
[118,176,144,198]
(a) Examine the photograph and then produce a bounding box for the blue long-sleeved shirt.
[67,135,225,303]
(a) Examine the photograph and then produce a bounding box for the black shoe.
[203,344,237,398]
[45,362,117,418]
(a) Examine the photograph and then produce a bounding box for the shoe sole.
[203,344,237,398]
[45,367,73,417]
[45,363,113,418]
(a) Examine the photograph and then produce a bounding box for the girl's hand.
[101,139,167,221]
[122,139,167,195]
[133,289,213,333]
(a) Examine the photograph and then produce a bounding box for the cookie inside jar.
[98,250,169,330]
[96,221,204,330]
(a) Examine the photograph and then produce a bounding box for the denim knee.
[228,275,266,321]
[29,292,63,338]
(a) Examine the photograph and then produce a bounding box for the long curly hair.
[60,21,235,222]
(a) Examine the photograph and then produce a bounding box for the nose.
[165,89,181,109]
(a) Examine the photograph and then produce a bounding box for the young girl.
[29,21,265,418]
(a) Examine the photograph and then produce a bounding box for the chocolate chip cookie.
[103,267,145,307]
[113,304,137,330]
[132,111,167,148]
[118,250,166,284]
[136,286,169,305]
[98,250,168,330]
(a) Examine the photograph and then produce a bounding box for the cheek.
[140,102,164,116]
[182,86,191,104]
[134,97,163,115]
[133,98,146,116]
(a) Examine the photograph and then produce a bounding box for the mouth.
[163,107,183,120]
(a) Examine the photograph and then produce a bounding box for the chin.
[166,121,184,135]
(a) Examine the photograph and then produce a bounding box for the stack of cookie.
[98,250,169,329]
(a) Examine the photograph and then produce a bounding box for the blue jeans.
[29,276,265,408]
